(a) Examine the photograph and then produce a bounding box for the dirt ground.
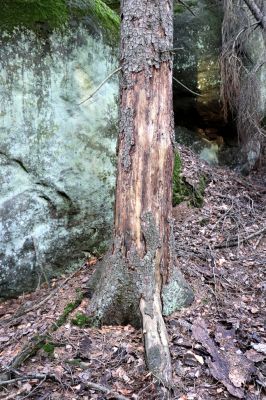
[0,145,265,400]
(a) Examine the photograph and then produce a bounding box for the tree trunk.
[88,0,193,386]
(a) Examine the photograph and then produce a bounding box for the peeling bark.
[88,0,193,386]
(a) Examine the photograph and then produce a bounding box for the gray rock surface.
[0,23,118,298]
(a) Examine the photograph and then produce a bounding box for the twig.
[0,373,50,386]
[20,376,47,400]
[215,226,266,248]
[254,234,263,249]
[160,47,184,53]
[83,381,129,400]
[78,67,121,105]
[0,373,129,400]
[177,0,196,16]
[242,0,266,30]
[0,262,85,328]
[207,245,221,315]
[173,77,203,97]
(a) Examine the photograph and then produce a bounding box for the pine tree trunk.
[88,0,193,386]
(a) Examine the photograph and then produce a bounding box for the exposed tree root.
[140,295,173,388]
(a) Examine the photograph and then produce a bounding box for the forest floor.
[0,145,265,400]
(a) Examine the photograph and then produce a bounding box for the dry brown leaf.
[245,349,265,362]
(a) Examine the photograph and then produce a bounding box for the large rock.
[0,12,118,297]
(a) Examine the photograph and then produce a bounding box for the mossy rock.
[0,0,120,38]
[173,151,206,208]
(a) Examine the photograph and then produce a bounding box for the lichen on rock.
[0,10,118,298]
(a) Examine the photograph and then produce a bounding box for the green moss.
[1,0,68,32]
[0,0,119,37]
[173,151,206,208]
[71,312,91,327]
[173,151,189,206]
[51,291,84,330]
[85,0,120,37]
[42,342,55,354]
[71,312,100,328]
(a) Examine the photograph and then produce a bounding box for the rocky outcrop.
[0,10,118,297]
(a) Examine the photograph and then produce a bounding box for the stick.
[83,381,129,400]
[78,67,121,105]
[243,0,266,30]
[0,374,50,386]
[0,373,129,400]
[215,226,266,249]
[177,0,196,16]
[173,77,203,97]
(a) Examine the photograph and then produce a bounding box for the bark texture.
[88,0,193,385]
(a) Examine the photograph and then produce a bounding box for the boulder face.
[0,20,118,297]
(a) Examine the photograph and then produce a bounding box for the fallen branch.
[83,381,129,400]
[0,373,51,386]
[215,226,266,248]
[243,0,266,30]
[173,77,203,97]
[177,0,196,16]
[0,372,129,400]
[78,67,121,105]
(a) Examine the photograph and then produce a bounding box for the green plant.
[51,291,84,331]
[71,312,91,327]
[41,342,55,355]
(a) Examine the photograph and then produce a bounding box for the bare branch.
[176,0,196,16]
[173,76,203,97]
[78,67,121,105]
[243,0,266,29]
[0,373,130,400]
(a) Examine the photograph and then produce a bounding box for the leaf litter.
[0,144,265,399]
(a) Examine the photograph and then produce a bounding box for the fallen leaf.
[22,382,32,393]
[251,343,266,355]
[245,349,265,362]
[0,336,9,343]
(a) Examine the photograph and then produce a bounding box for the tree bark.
[243,0,266,30]
[88,0,193,386]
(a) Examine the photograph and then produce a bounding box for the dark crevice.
[0,150,30,173]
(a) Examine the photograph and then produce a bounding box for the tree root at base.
[140,294,173,389]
